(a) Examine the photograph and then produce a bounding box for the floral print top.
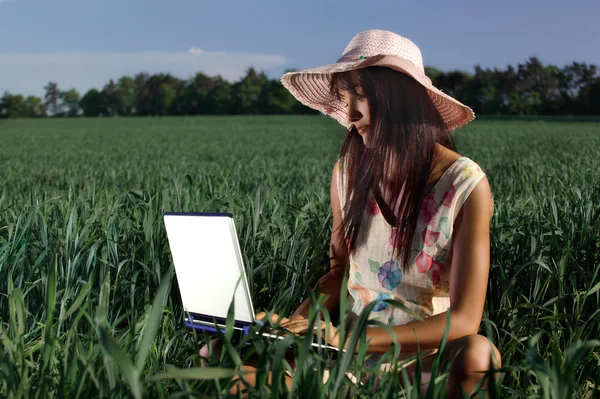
[337,156,487,326]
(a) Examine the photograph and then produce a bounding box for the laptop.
[163,212,340,351]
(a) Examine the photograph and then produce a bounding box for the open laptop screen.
[163,213,255,324]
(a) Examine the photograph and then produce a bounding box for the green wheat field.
[1,116,599,398]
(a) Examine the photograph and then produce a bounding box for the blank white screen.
[164,214,254,323]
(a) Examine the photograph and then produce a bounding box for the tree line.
[1,57,599,118]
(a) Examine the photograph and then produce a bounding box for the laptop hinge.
[186,312,251,334]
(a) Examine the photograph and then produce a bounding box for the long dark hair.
[330,66,457,270]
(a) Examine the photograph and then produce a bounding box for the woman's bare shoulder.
[428,144,462,185]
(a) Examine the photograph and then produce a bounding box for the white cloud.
[187,47,206,55]
[0,49,287,96]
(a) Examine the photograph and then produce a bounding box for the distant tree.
[0,93,45,118]
[587,78,600,114]
[157,83,177,115]
[25,96,44,117]
[173,72,214,115]
[116,76,135,115]
[133,72,150,115]
[513,57,545,115]
[44,82,60,116]
[258,79,297,114]
[0,92,7,117]
[80,88,104,117]
[563,62,598,96]
[135,73,182,116]
[562,62,599,114]
[445,70,474,105]
[207,77,234,114]
[101,80,119,116]
[497,65,519,114]
[539,65,564,115]
[232,68,269,114]
[0,92,27,118]
[60,88,81,117]
[469,66,497,114]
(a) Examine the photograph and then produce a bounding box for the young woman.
[204,29,501,397]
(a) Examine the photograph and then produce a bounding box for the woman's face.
[339,71,371,145]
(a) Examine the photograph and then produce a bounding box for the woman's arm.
[360,176,494,353]
[291,161,349,319]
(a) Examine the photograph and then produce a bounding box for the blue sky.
[1,0,598,96]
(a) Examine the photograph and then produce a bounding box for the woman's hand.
[280,318,341,348]
[255,312,304,327]
[256,311,292,325]
[256,312,341,348]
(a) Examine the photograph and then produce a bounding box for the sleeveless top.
[337,156,487,326]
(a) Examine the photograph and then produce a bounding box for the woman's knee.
[199,338,223,366]
[449,334,501,380]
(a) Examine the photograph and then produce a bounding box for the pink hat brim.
[280,54,475,133]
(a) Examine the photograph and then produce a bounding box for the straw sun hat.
[280,29,475,132]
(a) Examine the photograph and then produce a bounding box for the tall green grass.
[0,116,599,397]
